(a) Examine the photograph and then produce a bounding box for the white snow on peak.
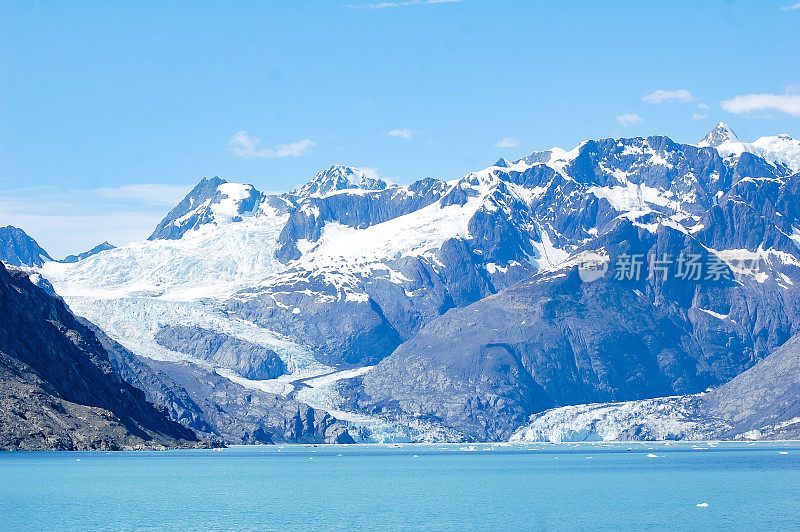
[697,124,800,173]
[750,134,800,172]
[212,183,258,220]
[41,205,288,302]
[156,180,263,240]
[715,134,800,173]
[697,122,739,148]
[291,165,388,198]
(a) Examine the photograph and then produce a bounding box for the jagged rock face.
[0,226,52,267]
[0,262,198,450]
[85,319,353,444]
[290,165,389,198]
[154,325,286,380]
[143,359,355,444]
[231,134,797,368]
[37,127,800,442]
[361,214,800,441]
[511,331,800,443]
[148,177,264,240]
[275,178,449,262]
[148,177,226,240]
[697,122,739,148]
[704,332,800,439]
[85,320,214,435]
[62,241,116,263]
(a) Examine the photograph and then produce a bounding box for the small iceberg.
[647,453,658,458]
[696,503,709,508]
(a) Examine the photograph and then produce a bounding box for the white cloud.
[93,184,192,206]
[616,114,644,126]
[696,103,710,110]
[387,128,421,140]
[720,93,800,117]
[780,1,800,10]
[0,184,196,257]
[230,130,315,158]
[693,113,709,120]
[494,137,520,148]
[642,89,695,104]
[348,0,461,8]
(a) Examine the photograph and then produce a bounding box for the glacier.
[20,123,800,443]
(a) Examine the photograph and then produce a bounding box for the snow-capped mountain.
[148,177,266,241]
[716,133,800,173]
[697,122,800,173]
[36,125,800,442]
[697,121,739,148]
[289,164,389,198]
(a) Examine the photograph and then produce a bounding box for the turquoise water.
[1,441,799,531]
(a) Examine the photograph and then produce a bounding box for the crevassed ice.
[42,211,289,301]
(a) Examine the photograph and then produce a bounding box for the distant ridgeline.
[3,123,800,445]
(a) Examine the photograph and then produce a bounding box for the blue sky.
[1,0,799,256]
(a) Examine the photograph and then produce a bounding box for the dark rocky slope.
[86,319,354,444]
[510,330,800,442]
[0,262,200,450]
[704,332,800,440]
[360,217,800,441]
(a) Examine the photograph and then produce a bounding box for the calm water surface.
[1,441,799,531]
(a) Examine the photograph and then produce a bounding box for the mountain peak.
[698,122,739,148]
[292,165,389,198]
[148,177,263,240]
[0,225,52,267]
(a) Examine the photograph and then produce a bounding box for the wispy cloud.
[721,93,800,117]
[230,130,315,158]
[642,89,695,104]
[696,102,710,110]
[0,183,192,257]
[93,184,192,206]
[780,1,800,10]
[616,114,644,126]
[387,128,421,140]
[494,137,519,148]
[693,113,709,120]
[348,0,461,8]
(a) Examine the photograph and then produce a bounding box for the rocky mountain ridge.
[0,261,202,450]
[18,123,800,442]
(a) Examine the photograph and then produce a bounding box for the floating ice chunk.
[647,453,658,458]
[696,503,709,508]
[779,451,789,455]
